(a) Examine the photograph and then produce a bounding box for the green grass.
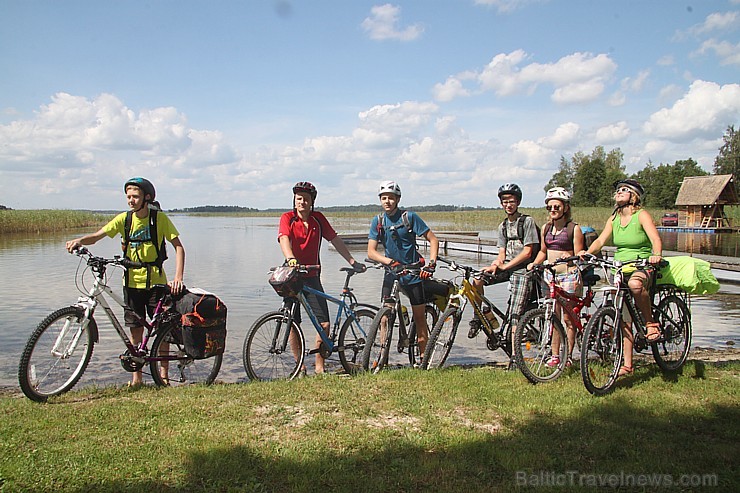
[0,210,111,234]
[1,360,737,492]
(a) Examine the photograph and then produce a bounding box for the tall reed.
[0,210,111,234]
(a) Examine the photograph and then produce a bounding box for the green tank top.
[612,212,652,263]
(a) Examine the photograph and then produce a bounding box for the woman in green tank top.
[577,179,663,377]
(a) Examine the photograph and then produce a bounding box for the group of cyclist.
[65,173,663,384]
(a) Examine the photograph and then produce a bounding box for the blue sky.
[1,0,739,210]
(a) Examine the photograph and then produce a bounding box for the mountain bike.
[513,255,609,383]
[422,257,539,370]
[580,255,692,395]
[360,260,452,372]
[18,247,221,402]
[242,265,376,381]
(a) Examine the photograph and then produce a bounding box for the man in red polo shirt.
[278,181,366,374]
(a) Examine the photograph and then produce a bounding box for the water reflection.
[0,215,737,390]
[659,230,740,257]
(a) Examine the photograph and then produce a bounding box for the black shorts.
[295,276,330,325]
[123,286,166,328]
[382,279,426,306]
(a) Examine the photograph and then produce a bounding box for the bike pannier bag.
[656,256,719,295]
[269,266,303,297]
[174,288,227,359]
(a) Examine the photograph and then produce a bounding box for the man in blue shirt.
[367,181,439,356]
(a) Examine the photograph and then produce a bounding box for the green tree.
[563,146,625,207]
[632,158,707,208]
[545,156,574,192]
[713,125,739,195]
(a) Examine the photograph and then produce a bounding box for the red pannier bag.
[174,288,227,359]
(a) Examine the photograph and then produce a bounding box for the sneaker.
[545,356,561,368]
[506,360,518,371]
[468,318,481,339]
[565,357,573,368]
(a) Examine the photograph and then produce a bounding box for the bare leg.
[314,322,329,374]
[411,304,428,357]
[130,325,144,385]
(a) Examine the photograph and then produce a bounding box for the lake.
[1,215,738,389]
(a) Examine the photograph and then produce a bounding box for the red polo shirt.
[278,211,337,277]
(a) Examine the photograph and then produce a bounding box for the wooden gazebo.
[674,174,738,228]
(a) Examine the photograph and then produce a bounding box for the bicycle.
[422,257,539,370]
[513,255,609,383]
[18,247,221,402]
[360,260,452,372]
[242,264,377,381]
[580,255,692,395]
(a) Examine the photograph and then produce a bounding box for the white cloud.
[436,50,617,104]
[540,122,580,149]
[595,121,630,144]
[657,55,675,66]
[643,80,740,141]
[361,4,423,41]
[692,39,740,66]
[473,0,548,14]
[690,11,740,35]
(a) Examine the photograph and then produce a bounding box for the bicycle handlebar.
[579,253,668,271]
[364,258,423,275]
[72,246,145,269]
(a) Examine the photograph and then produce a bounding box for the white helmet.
[545,187,571,204]
[378,180,402,197]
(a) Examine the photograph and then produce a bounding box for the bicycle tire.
[407,305,439,367]
[243,311,305,381]
[514,307,567,384]
[338,308,376,375]
[422,306,460,370]
[18,306,96,402]
[361,306,395,373]
[150,322,222,387]
[580,305,623,395]
[652,295,692,372]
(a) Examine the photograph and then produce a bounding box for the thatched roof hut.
[674,174,738,228]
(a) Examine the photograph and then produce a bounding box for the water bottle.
[482,305,499,329]
[401,305,410,326]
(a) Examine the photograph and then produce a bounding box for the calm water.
[1,215,738,389]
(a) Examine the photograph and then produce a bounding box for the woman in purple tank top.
[527,187,584,367]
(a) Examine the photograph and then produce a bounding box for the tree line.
[545,125,738,208]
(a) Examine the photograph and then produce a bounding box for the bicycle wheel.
[652,295,692,372]
[514,307,567,384]
[243,311,305,381]
[338,308,376,375]
[580,305,622,395]
[422,306,460,370]
[361,306,395,373]
[150,322,222,387]
[18,306,96,402]
[407,305,439,367]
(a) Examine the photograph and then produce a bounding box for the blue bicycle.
[242,265,377,381]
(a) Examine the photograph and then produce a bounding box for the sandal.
[618,365,633,377]
[645,322,661,342]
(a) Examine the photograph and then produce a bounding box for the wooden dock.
[340,231,740,280]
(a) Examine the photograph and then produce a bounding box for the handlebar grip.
[120,259,145,269]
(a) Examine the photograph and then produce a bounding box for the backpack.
[122,207,168,289]
[376,210,416,248]
[174,288,227,359]
[500,214,540,267]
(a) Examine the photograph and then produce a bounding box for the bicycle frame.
[445,268,510,341]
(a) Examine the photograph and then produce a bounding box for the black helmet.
[293,181,317,201]
[613,179,645,202]
[498,183,522,202]
[124,177,156,202]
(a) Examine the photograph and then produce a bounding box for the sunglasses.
[615,187,632,194]
[545,204,562,212]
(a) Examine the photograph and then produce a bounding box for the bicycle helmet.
[292,181,317,201]
[498,183,522,202]
[378,180,402,197]
[545,187,571,204]
[613,179,644,203]
[124,177,156,202]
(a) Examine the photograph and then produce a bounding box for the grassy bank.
[1,360,737,492]
[0,210,111,234]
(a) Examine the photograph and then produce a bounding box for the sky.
[1,0,739,210]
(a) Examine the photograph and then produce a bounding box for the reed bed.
[0,210,111,234]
